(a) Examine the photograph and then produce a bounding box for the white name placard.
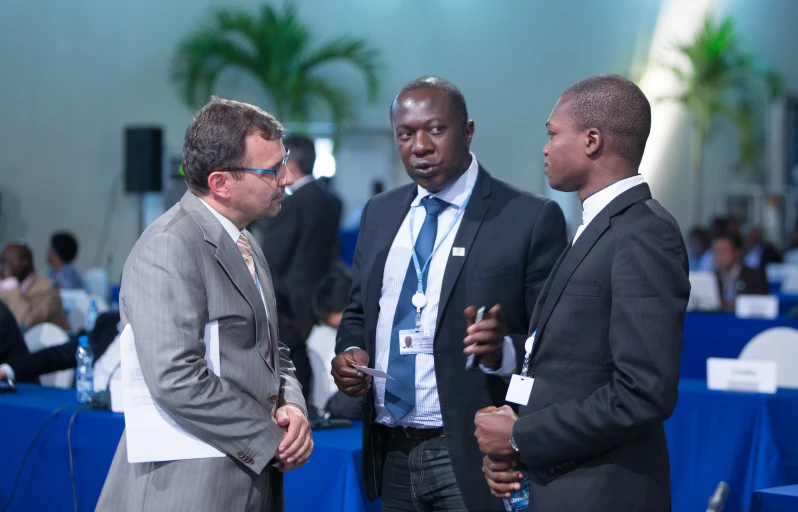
[707,357,777,394]
[735,295,779,319]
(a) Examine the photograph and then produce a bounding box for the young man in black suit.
[330,76,567,511]
[474,74,690,512]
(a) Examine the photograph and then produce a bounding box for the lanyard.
[408,190,473,325]
[520,332,536,377]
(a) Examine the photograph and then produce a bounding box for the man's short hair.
[283,135,316,177]
[182,97,284,195]
[562,74,651,165]
[714,232,743,251]
[312,267,353,323]
[51,232,79,263]
[390,76,469,127]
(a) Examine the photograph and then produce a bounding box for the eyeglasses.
[224,149,290,177]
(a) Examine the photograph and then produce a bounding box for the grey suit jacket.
[96,192,305,512]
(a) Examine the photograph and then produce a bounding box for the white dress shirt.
[572,175,646,245]
[288,174,314,194]
[373,154,515,429]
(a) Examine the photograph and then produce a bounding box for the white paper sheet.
[121,323,224,463]
[352,364,395,380]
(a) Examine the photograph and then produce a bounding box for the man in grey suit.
[97,98,313,512]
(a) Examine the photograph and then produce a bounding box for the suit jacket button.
[269,395,278,404]
[548,468,555,475]
[237,451,246,461]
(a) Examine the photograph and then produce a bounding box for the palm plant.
[171,2,382,143]
[662,14,783,226]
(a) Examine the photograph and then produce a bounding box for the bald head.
[1,243,34,281]
[561,73,651,166]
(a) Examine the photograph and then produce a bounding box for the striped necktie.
[236,233,258,284]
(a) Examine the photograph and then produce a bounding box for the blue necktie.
[385,196,450,422]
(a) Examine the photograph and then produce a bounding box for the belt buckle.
[402,427,423,440]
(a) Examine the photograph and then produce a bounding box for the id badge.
[398,329,435,355]
[505,374,534,405]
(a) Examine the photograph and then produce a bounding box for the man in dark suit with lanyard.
[474,74,690,512]
[331,76,567,511]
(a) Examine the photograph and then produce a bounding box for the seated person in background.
[687,227,709,271]
[47,231,84,289]
[714,232,770,312]
[0,242,69,331]
[0,311,120,384]
[0,300,38,383]
[743,226,782,270]
[307,267,361,420]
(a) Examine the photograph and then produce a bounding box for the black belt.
[391,426,445,441]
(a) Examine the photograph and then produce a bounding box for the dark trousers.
[381,431,468,512]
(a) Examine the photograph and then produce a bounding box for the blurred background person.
[0,242,69,331]
[254,135,343,337]
[47,231,84,290]
[713,232,769,312]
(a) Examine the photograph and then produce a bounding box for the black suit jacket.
[6,311,120,383]
[256,179,343,335]
[515,184,690,512]
[715,264,770,299]
[0,300,36,383]
[336,167,567,511]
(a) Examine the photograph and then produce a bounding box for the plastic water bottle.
[75,336,94,403]
[85,299,98,332]
[503,466,530,512]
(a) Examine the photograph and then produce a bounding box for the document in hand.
[120,322,225,463]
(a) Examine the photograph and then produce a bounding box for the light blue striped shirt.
[373,154,515,428]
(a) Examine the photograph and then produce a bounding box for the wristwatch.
[509,434,520,453]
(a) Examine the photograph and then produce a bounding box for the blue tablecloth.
[0,384,378,512]
[750,485,798,512]
[680,313,798,380]
[665,380,798,512]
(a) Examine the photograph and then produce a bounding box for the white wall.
[0,0,796,278]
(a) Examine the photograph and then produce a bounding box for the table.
[750,485,798,512]
[665,380,798,512]
[680,313,798,380]
[0,385,378,512]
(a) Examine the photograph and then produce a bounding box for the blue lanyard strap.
[408,189,473,297]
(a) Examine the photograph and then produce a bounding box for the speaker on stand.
[124,127,164,234]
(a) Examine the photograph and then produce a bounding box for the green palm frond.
[170,1,383,139]
[661,14,783,169]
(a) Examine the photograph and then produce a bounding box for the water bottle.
[75,335,94,403]
[503,466,530,512]
[85,299,98,332]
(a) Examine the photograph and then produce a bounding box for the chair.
[739,327,798,389]
[23,323,74,388]
[60,289,110,333]
[83,267,109,301]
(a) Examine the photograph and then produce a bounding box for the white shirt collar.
[289,174,314,194]
[581,174,646,228]
[198,198,244,243]
[412,152,479,209]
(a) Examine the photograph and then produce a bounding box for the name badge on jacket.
[398,329,435,355]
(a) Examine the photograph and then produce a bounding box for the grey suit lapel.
[180,192,274,370]
[248,232,280,368]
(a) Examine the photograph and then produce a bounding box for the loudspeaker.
[125,127,163,192]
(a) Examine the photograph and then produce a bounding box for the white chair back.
[60,289,110,333]
[740,327,798,389]
[23,323,74,388]
[305,325,338,411]
[83,267,109,301]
